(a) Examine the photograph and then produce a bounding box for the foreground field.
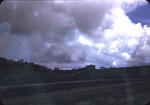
[1,79,150,105]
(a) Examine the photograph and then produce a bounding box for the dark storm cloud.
[70,1,113,34]
[0,22,12,35]
[33,51,72,64]
[0,1,74,36]
[0,1,77,66]
[0,34,31,61]
[0,1,113,37]
[0,0,114,68]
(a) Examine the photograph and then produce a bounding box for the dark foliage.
[0,57,150,86]
[54,67,60,71]
[0,101,3,105]
[84,65,96,70]
[145,101,150,105]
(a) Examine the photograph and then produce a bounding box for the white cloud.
[78,36,93,46]
[127,39,139,47]
[121,52,131,60]
[112,60,117,66]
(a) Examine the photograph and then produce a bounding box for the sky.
[0,0,150,69]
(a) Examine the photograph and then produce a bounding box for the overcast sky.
[0,0,150,69]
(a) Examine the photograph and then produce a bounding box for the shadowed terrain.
[0,57,150,105]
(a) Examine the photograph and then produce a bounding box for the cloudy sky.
[0,0,150,69]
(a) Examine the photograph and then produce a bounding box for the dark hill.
[0,57,150,85]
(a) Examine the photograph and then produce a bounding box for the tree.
[17,59,24,63]
[54,67,59,71]
[100,67,106,70]
[84,65,96,70]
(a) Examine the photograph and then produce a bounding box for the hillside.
[0,57,150,85]
[0,57,150,105]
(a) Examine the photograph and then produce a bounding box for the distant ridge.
[0,57,150,86]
